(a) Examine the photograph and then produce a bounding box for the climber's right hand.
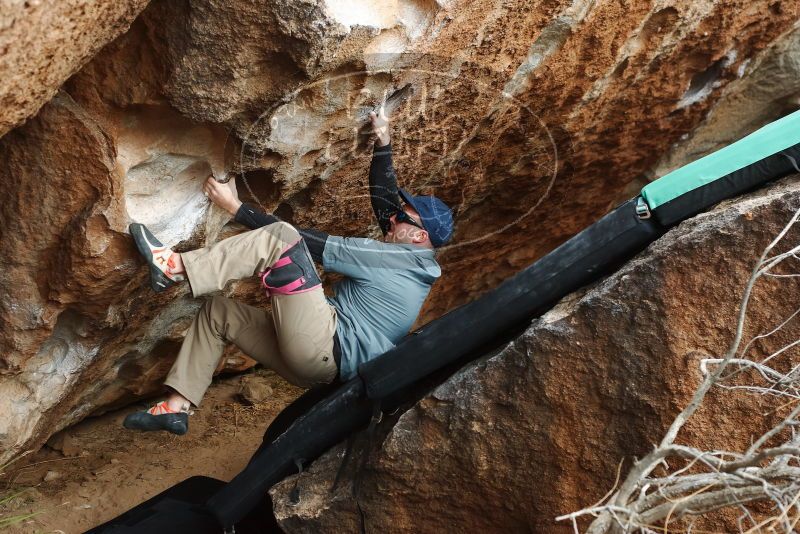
[369,105,391,147]
[203,175,242,216]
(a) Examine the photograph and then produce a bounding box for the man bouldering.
[123,107,454,435]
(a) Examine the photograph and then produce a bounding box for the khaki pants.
[164,222,338,406]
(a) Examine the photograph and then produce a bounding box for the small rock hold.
[43,470,61,482]
[46,431,81,457]
[239,376,274,405]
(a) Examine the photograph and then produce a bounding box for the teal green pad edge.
[641,110,800,209]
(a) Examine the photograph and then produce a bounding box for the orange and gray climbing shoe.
[129,223,186,293]
[123,401,189,435]
[259,238,322,297]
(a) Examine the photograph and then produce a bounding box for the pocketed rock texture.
[270,177,800,533]
[651,24,800,179]
[1,0,800,464]
[0,0,149,137]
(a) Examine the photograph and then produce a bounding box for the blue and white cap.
[398,188,454,248]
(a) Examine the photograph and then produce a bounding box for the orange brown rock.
[0,0,149,137]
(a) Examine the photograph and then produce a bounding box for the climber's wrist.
[226,199,243,216]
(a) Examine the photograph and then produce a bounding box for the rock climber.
[122,106,454,435]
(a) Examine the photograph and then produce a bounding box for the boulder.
[270,176,800,532]
[1,0,800,464]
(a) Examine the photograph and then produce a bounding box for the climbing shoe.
[123,401,189,435]
[260,238,322,296]
[129,223,186,293]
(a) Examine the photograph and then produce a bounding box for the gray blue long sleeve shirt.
[323,237,439,379]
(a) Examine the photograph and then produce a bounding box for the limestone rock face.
[270,177,800,533]
[1,0,800,463]
[0,93,204,453]
[0,0,149,137]
[651,25,800,180]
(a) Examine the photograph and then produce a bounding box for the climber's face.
[386,205,428,245]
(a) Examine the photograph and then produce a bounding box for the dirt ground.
[0,370,301,534]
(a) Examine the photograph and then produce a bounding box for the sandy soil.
[0,370,301,534]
